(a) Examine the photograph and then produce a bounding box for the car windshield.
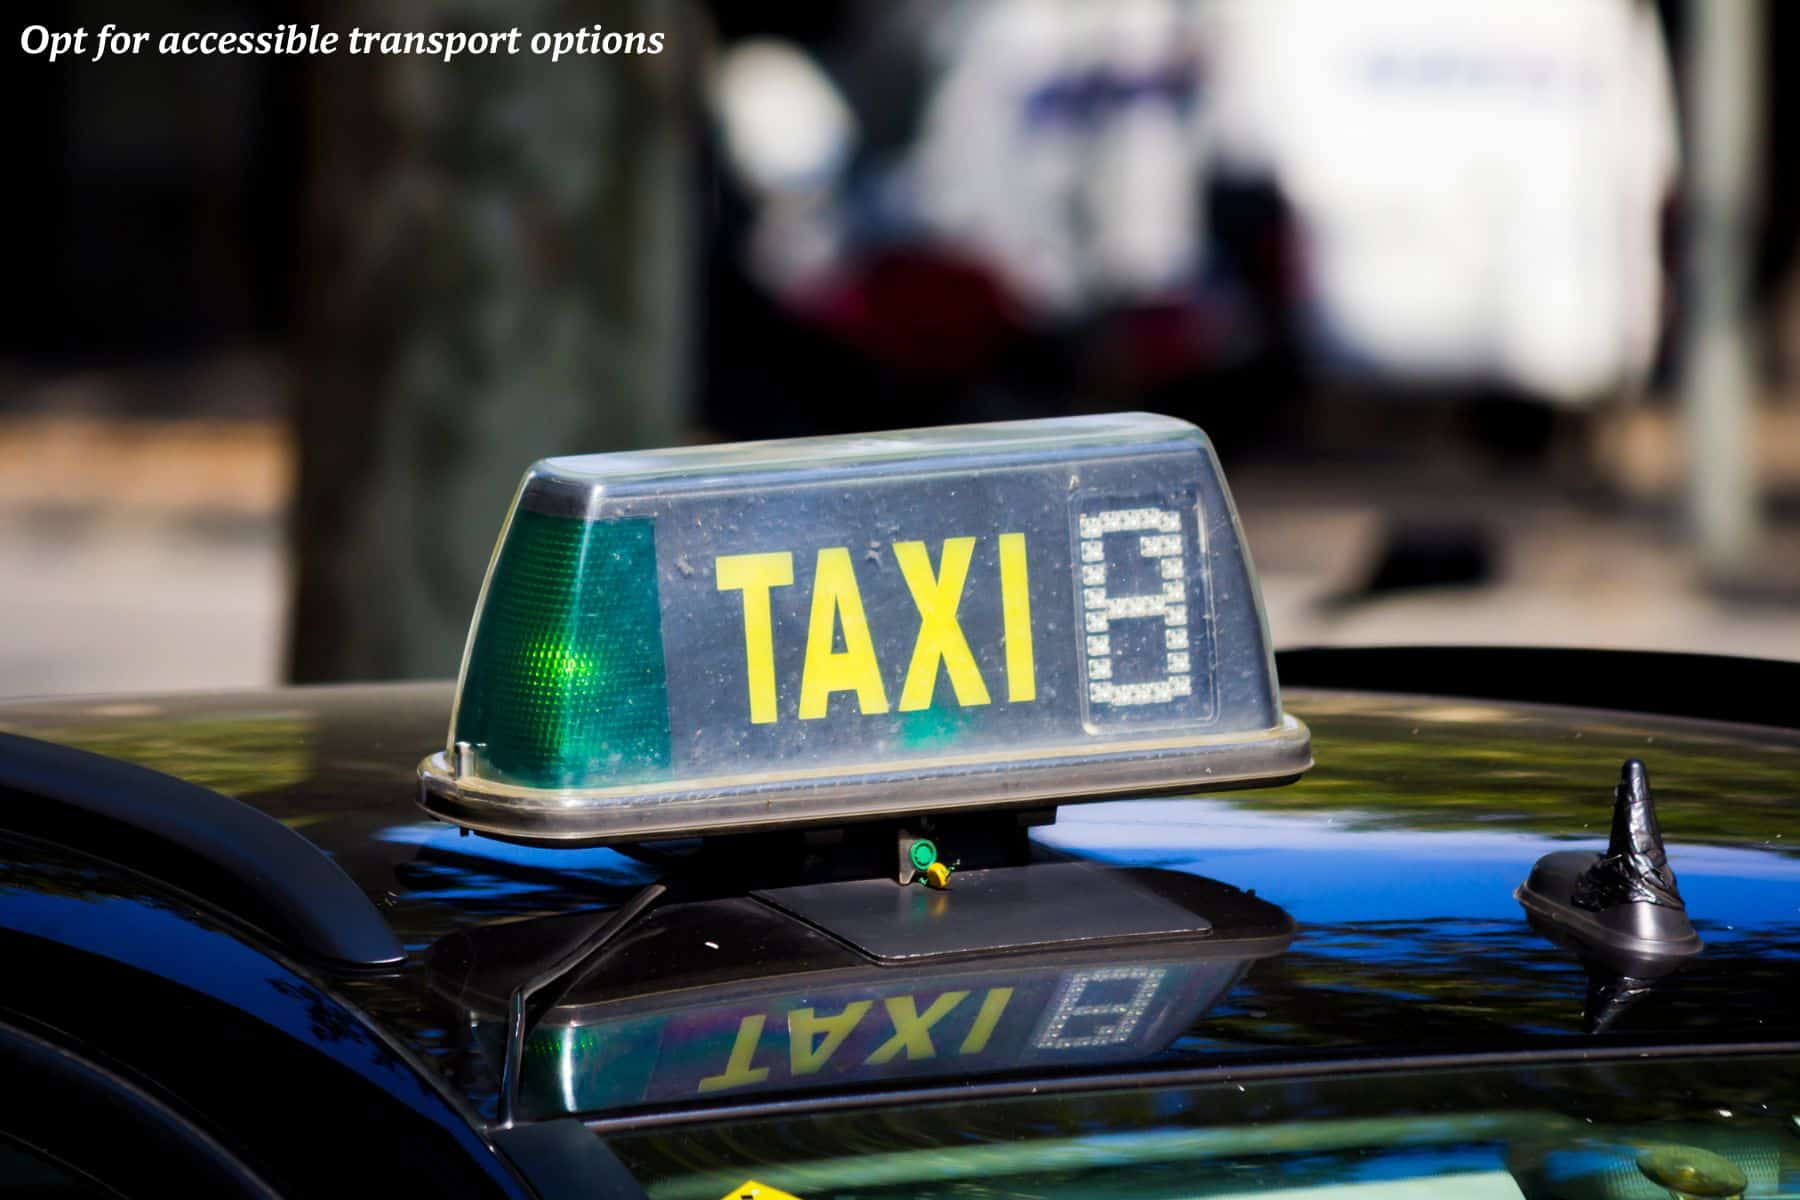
[602,1052,1800,1199]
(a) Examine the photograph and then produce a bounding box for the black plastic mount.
[1517,759,1701,961]
[0,730,403,968]
[1517,759,1700,1033]
[618,807,1055,891]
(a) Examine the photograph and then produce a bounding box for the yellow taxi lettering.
[787,1000,873,1075]
[723,535,1042,725]
[798,548,890,719]
[997,532,1036,702]
[698,1013,772,1094]
[864,991,968,1065]
[716,552,795,725]
[958,986,1014,1054]
[894,537,991,711]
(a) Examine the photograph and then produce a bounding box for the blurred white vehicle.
[1211,0,1678,403]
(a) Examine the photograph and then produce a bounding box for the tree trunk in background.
[1681,0,1763,578]
[288,0,697,682]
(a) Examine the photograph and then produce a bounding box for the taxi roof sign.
[418,414,1309,843]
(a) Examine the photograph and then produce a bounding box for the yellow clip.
[923,860,952,889]
[718,1183,803,1200]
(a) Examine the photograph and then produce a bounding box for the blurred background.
[5,0,1799,699]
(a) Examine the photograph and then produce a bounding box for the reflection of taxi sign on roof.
[418,413,1310,843]
[429,861,1294,1117]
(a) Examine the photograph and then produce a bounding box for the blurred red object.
[795,247,1028,379]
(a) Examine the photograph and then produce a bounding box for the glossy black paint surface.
[603,1051,1800,1198]
[0,1016,277,1197]
[2,678,1797,1131]
[0,833,529,1197]
[0,728,402,966]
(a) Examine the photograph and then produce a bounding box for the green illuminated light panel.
[454,511,670,787]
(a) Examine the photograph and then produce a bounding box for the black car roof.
[2,661,1798,1128]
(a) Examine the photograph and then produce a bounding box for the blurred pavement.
[0,416,287,698]
[1237,467,1800,664]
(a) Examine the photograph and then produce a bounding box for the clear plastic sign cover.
[418,414,1309,841]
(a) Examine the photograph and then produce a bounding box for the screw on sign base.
[897,829,935,886]
[897,830,954,889]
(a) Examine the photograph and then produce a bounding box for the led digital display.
[420,414,1309,842]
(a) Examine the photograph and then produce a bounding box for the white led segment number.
[1079,507,1192,708]
[1035,967,1166,1050]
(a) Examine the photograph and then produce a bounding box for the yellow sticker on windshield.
[717,1183,803,1200]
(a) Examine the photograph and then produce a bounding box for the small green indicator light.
[908,839,938,871]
